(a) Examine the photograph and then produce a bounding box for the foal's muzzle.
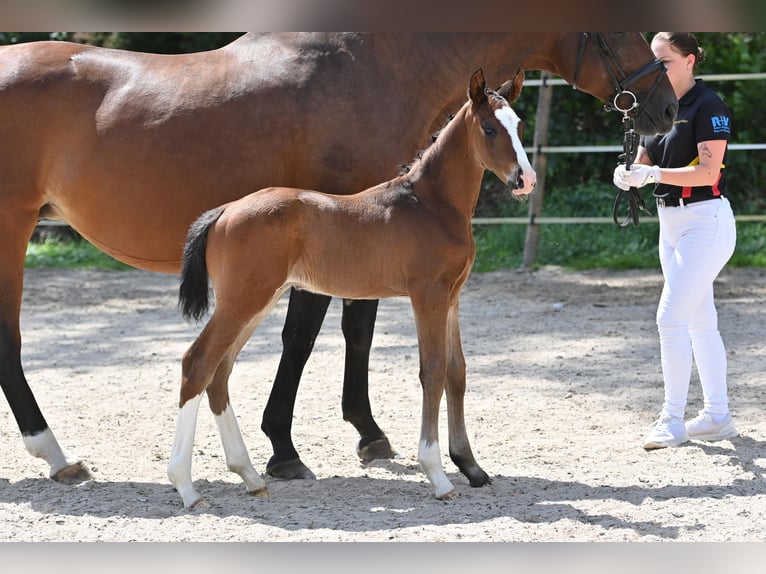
[508,166,537,197]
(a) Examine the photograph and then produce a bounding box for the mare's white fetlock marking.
[168,394,204,508]
[214,404,268,496]
[23,428,81,477]
[418,439,456,499]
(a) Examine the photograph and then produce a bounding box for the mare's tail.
[179,206,226,322]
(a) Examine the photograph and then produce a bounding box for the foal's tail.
[179,206,226,322]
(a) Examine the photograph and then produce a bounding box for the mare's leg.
[0,206,90,483]
[261,288,331,479]
[340,298,396,462]
[445,304,489,487]
[411,288,456,500]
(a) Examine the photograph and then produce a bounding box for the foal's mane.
[398,88,506,176]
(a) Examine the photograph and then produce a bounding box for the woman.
[613,32,738,449]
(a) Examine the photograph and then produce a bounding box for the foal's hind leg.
[169,311,265,508]
[445,304,489,487]
[340,299,396,462]
[207,326,269,498]
[168,392,205,508]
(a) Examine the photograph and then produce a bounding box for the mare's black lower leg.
[0,323,48,434]
[0,323,91,483]
[340,299,396,461]
[262,289,331,479]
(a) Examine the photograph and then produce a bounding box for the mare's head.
[467,69,536,198]
[563,32,678,135]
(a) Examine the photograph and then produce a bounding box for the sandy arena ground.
[1,265,765,542]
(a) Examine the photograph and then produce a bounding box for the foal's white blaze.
[168,393,204,508]
[495,105,537,196]
[418,439,456,499]
[214,404,267,495]
[23,428,80,476]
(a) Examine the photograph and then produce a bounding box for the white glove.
[613,164,662,190]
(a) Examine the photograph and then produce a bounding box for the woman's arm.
[655,139,727,187]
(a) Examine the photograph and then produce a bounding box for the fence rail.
[473,214,766,225]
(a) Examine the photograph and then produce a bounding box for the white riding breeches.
[655,196,736,420]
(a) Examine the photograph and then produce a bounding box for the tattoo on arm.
[700,143,713,159]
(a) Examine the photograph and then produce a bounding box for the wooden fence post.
[522,71,554,268]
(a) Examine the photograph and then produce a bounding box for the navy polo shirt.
[641,79,731,200]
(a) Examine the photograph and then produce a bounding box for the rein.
[612,114,652,227]
[571,33,667,227]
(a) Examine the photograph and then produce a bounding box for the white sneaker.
[643,414,688,450]
[685,410,738,441]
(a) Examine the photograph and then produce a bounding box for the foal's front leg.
[412,292,456,500]
[445,304,489,487]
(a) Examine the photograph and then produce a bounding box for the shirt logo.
[711,115,730,134]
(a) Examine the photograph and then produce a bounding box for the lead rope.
[613,113,652,227]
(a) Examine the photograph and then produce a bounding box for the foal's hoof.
[266,458,316,480]
[357,437,397,463]
[436,488,459,501]
[186,498,209,511]
[52,462,93,485]
[248,486,270,498]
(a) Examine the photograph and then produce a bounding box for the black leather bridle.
[572,32,668,119]
[572,33,668,227]
[572,32,667,118]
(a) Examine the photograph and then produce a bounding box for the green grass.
[25,221,766,272]
[472,219,766,271]
[25,238,131,270]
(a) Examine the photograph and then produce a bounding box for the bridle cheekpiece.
[572,32,667,120]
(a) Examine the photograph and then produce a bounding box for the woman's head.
[651,32,704,98]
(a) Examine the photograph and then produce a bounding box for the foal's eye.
[482,124,497,137]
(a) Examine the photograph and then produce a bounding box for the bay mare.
[0,33,677,487]
[171,70,535,507]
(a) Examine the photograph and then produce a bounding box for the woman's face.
[651,38,696,98]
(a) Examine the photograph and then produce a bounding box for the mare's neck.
[375,33,568,137]
[407,104,485,222]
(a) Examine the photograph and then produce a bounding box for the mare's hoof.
[52,462,93,485]
[266,458,316,480]
[357,437,397,463]
[469,471,491,488]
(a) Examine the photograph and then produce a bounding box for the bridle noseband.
[572,32,667,118]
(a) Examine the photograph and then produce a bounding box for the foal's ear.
[498,68,524,103]
[469,68,487,107]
